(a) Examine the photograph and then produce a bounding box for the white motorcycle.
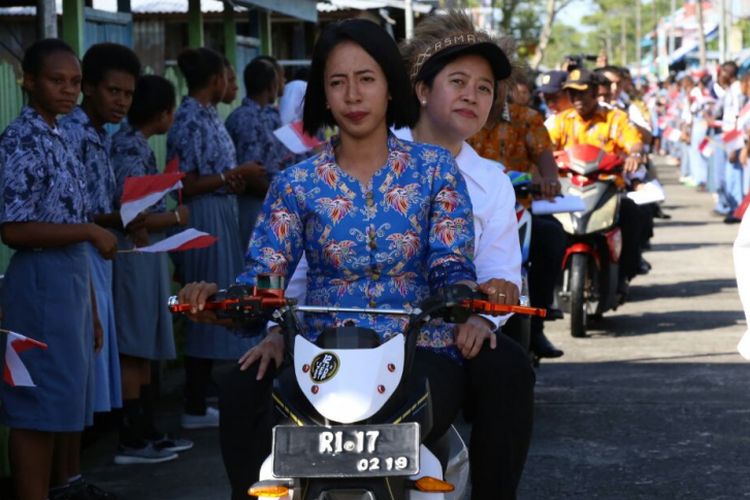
[170,275,546,499]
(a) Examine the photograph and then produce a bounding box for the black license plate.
[272,423,420,478]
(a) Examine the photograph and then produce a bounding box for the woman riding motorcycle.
[179,19,493,500]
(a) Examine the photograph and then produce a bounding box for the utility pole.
[621,15,627,66]
[404,0,414,39]
[719,0,725,62]
[668,0,676,56]
[696,0,707,67]
[636,0,641,86]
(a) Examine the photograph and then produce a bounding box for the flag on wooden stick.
[2,330,47,387]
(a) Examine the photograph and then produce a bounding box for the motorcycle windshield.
[294,334,406,424]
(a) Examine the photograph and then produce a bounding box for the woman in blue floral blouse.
[179,20,478,498]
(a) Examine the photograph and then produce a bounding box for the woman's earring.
[421,100,427,106]
[325,102,330,109]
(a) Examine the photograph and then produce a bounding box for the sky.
[556,0,594,32]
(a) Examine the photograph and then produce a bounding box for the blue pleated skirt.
[86,244,122,412]
[113,231,176,360]
[182,194,257,359]
[0,244,95,431]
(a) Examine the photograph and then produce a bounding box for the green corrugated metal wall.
[0,61,23,274]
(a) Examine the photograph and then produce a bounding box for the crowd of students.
[652,61,750,222]
[0,38,303,500]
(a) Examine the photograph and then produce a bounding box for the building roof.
[0,0,431,16]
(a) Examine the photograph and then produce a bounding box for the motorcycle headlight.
[553,212,576,234]
[585,195,619,233]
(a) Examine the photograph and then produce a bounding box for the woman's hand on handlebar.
[477,279,519,305]
[238,329,285,380]
[178,280,220,321]
[455,315,496,360]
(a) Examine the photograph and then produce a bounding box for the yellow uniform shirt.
[547,106,642,156]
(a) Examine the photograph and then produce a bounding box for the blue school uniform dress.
[0,107,96,431]
[237,134,477,363]
[167,97,251,360]
[110,123,176,361]
[60,106,122,412]
[225,98,295,250]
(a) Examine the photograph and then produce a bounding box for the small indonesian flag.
[3,330,47,387]
[722,129,746,152]
[272,120,324,154]
[663,126,682,142]
[120,172,185,227]
[698,137,714,158]
[734,190,750,220]
[164,156,180,174]
[738,102,750,130]
[127,228,217,253]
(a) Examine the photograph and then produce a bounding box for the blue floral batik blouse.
[0,107,88,225]
[237,134,477,361]
[110,123,166,212]
[59,106,117,218]
[167,97,236,195]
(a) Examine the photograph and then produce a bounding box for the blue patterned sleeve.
[111,139,149,207]
[0,129,44,223]
[425,148,477,291]
[235,167,306,286]
[170,119,205,174]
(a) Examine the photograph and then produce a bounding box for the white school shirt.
[273,129,522,331]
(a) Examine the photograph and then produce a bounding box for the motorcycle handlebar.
[167,284,547,320]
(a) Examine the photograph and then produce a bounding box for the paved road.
[84,157,750,499]
[519,158,749,499]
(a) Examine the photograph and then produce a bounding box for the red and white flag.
[125,228,217,253]
[698,137,714,158]
[164,156,180,174]
[722,129,746,152]
[3,330,47,387]
[273,120,324,154]
[663,126,682,142]
[120,172,185,227]
[737,102,750,130]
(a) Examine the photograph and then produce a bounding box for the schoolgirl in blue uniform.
[59,43,141,417]
[110,75,191,464]
[167,47,261,428]
[0,39,118,500]
[225,56,290,250]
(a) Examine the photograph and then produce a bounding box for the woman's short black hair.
[302,19,417,135]
[243,56,278,97]
[81,43,141,86]
[177,47,225,92]
[127,75,176,127]
[22,38,77,76]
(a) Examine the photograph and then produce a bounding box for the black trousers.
[618,197,645,281]
[217,349,466,500]
[528,215,567,335]
[465,333,536,500]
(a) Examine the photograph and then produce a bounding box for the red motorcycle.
[553,145,625,338]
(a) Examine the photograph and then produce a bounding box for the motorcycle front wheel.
[569,253,589,338]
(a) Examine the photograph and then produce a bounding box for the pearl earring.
[421,100,427,106]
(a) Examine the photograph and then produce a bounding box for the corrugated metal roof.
[0,0,430,16]
[0,0,240,15]
[318,0,432,13]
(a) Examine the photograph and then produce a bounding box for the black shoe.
[654,206,671,219]
[637,258,652,275]
[68,479,120,500]
[724,215,742,224]
[530,331,564,358]
[545,308,564,320]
